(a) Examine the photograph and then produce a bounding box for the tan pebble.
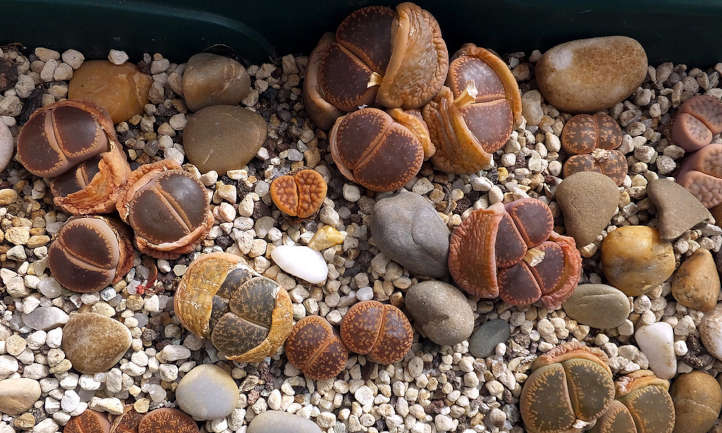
[671,249,720,311]
[670,371,722,433]
[26,235,50,249]
[61,312,131,373]
[0,189,18,205]
[5,227,29,245]
[308,226,346,251]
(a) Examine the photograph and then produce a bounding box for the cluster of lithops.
[65,406,200,433]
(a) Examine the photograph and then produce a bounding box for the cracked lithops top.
[448,198,581,308]
[340,300,413,364]
[174,252,293,363]
[521,342,615,433]
[270,169,327,218]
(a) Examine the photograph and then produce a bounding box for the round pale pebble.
[175,364,239,420]
[405,281,474,346]
[521,90,543,126]
[270,245,328,284]
[0,378,41,415]
[635,322,676,379]
[0,120,12,173]
[700,304,722,361]
[536,36,648,112]
[563,284,630,329]
[247,411,321,433]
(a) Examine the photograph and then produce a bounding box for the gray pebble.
[562,284,630,329]
[248,411,321,433]
[0,121,13,173]
[469,320,510,358]
[22,307,68,331]
[406,281,474,346]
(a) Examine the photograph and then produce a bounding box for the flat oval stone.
[62,313,131,373]
[700,304,722,361]
[183,105,267,174]
[370,190,449,278]
[182,53,250,111]
[270,245,328,284]
[0,120,12,173]
[248,411,321,433]
[405,280,474,346]
[556,171,619,246]
[671,248,720,312]
[635,322,676,379]
[0,378,41,415]
[176,364,238,420]
[536,36,647,112]
[670,371,722,433]
[563,284,630,329]
[648,179,712,240]
[468,319,510,358]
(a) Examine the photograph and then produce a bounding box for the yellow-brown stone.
[671,249,720,311]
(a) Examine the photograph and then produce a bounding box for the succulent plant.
[138,408,199,433]
[340,300,413,364]
[270,169,327,218]
[285,315,348,380]
[65,410,111,433]
[672,94,722,151]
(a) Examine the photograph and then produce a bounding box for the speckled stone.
[648,179,712,240]
[0,378,41,415]
[563,284,630,329]
[175,364,238,420]
[405,280,474,346]
[61,313,131,373]
[248,411,321,433]
[469,320,510,358]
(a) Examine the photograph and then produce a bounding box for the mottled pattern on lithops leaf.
[589,400,637,433]
[340,300,413,364]
[329,108,424,192]
[560,113,626,185]
[616,371,675,433]
[672,95,722,151]
[563,149,627,186]
[677,143,722,207]
[174,252,293,363]
[285,315,348,380]
[110,405,143,433]
[270,169,327,218]
[65,410,111,433]
[138,408,199,433]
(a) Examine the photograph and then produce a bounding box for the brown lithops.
[448,198,581,308]
[65,410,111,433]
[285,315,348,380]
[677,142,722,208]
[110,405,144,433]
[270,169,327,218]
[672,94,722,151]
[303,33,343,130]
[591,370,674,433]
[309,2,447,123]
[116,159,213,258]
[520,342,614,433]
[138,408,199,433]
[561,113,627,186]
[340,300,413,364]
[329,107,431,192]
[16,100,130,214]
[174,252,293,362]
[422,43,521,173]
[48,216,134,293]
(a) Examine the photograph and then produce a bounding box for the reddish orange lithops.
[672,94,722,152]
[16,100,130,214]
[448,197,581,308]
[138,408,199,433]
[340,300,413,364]
[270,169,327,218]
[65,410,111,433]
[285,315,348,380]
[110,405,144,433]
[422,44,522,173]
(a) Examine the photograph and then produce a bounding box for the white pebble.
[61,390,80,412]
[635,322,676,379]
[107,49,129,65]
[271,245,328,284]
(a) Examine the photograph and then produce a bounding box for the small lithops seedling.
[285,315,348,380]
[672,94,722,151]
[174,252,293,362]
[561,113,627,186]
[676,142,722,208]
[16,100,130,214]
[340,300,413,364]
[48,216,134,293]
[116,159,213,258]
[590,370,674,433]
[270,169,327,218]
[110,405,144,433]
[65,410,111,433]
[449,198,581,308]
[138,408,199,433]
[520,342,615,433]
[423,44,522,173]
[306,2,447,126]
[329,107,432,192]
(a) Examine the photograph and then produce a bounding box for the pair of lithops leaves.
[449,197,581,308]
[521,342,674,433]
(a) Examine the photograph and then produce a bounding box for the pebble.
[0,120,12,173]
[670,371,722,433]
[32,418,58,433]
[635,322,676,379]
[521,90,543,126]
[405,281,474,346]
[271,245,328,284]
[563,284,630,329]
[61,313,131,373]
[700,304,722,361]
[107,49,128,65]
[182,53,251,111]
[671,248,720,312]
[22,307,69,330]
[556,171,619,246]
[469,320,511,358]
[247,411,321,433]
[370,190,449,278]
[536,36,648,112]
[0,378,41,415]
[0,355,18,378]
[61,49,84,69]
[176,364,238,420]
[308,226,345,251]
[648,179,712,239]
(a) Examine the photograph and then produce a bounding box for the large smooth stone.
[0,378,41,415]
[183,105,267,174]
[648,179,712,239]
[62,313,131,373]
[468,319,510,358]
[536,36,648,112]
[563,284,630,329]
[68,60,152,123]
[271,245,328,284]
[248,411,321,433]
[635,322,676,379]
[670,371,722,433]
[176,364,239,420]
[0,121,12,173]
[556,171,620,246]
[182,53,251,111]
[700,304,722,361]
[671,248,720,312]
[405,281,474,346]
[370,190,449,278]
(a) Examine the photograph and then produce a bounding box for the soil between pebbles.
[0,43,722,433]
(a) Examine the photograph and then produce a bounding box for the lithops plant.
[285,315,348,380]
[48,216,134,293]
[448,198,581,308]
[672,94,722,151]
[305,2,447,128]
[422,43,521,173]
[561,113,627,186]
[676,142,722,208]
[520,342,615,433]
[110,405,144,433]
[329,107,433,192]
[270,169,327,218]
[116,159,213,258]
[590,370,674,433]
[16,100,130,214]
[340,300,413,364]
[138,408,199,433]
[174,252,293,362]
[65,410,111,433]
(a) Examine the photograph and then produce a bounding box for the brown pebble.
[671,249,720,312]
[138,408,198,433]
[62,312,131,373]
[65,410,111,433]
[670,371,722,433]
